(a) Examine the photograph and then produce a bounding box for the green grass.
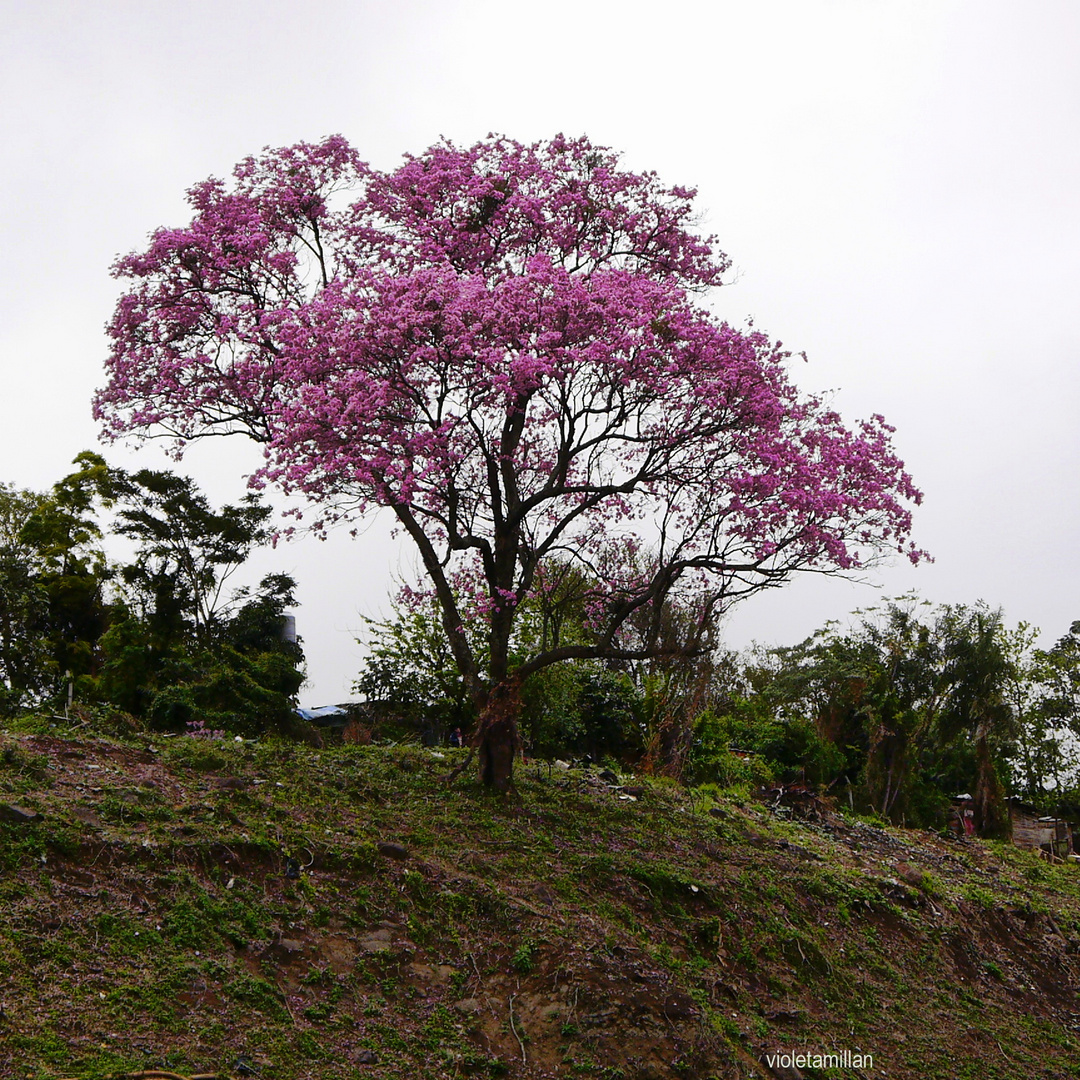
[1,723,1080,1078]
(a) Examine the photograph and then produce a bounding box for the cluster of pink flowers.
[96,133,924,683]
[186,718,225,740]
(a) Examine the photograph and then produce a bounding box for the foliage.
[1022,620,1080,798]
[0,454,303,733]
[94,572,305,736]
[522,664,644,763]
[0,454,115,714]
[111,468,273,642]
[0,483,52,713]
[358,586,647,760]
[721,599,1052,832]
[96,132,925,786]
[684,698,843,790]
[355,596,476,737]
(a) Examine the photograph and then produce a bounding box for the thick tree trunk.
[476,679,522,792]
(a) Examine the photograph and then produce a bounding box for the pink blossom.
[96,133,925,706]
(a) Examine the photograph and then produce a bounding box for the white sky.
[2,1,1079,704]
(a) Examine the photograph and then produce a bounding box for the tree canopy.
[0,456,304,732]
[96,133,925,787]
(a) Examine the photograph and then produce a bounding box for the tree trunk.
[973,730,1010,839]
[476,679,522,792]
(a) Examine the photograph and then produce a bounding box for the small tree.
[355,596,476,738]
[97,134,925,789]
[935,605,1014,837]
[96,469,303,733]
[754,599,1021,831]
[112,469,273,642]
[0,483,53,713]
[0,454,116,712]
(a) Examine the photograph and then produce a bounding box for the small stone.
[212,776,249,791]
[355,1049,378,1064]
[455,997,482,1014]
[0,804,41,825]
[377,841,409,861]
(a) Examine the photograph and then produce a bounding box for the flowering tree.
[96,133,924,789]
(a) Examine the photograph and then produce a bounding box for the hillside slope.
[1,725,1079,1080]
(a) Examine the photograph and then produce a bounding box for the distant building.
[949,794,1074,859]
[1009,799,1073,859]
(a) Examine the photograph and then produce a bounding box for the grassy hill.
[1,720,1080,1080]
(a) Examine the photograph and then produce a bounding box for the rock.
[763,1006,804,1023]
[897,862,925,888]
[409,962,454,984]
[377,841,409,861]
[776,840,822,861]
[554,760,571,770]
[359,928,394,953]
[708,806,727,819]
[212,776,249,791]
[529,884,557,906]
[455,997,482,1014]
[761,1050,805,1079]
[0,804,41,824]
[265,938,305,963]
[355,1049,378,1064]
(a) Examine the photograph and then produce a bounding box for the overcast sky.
[3,1,1079,704]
